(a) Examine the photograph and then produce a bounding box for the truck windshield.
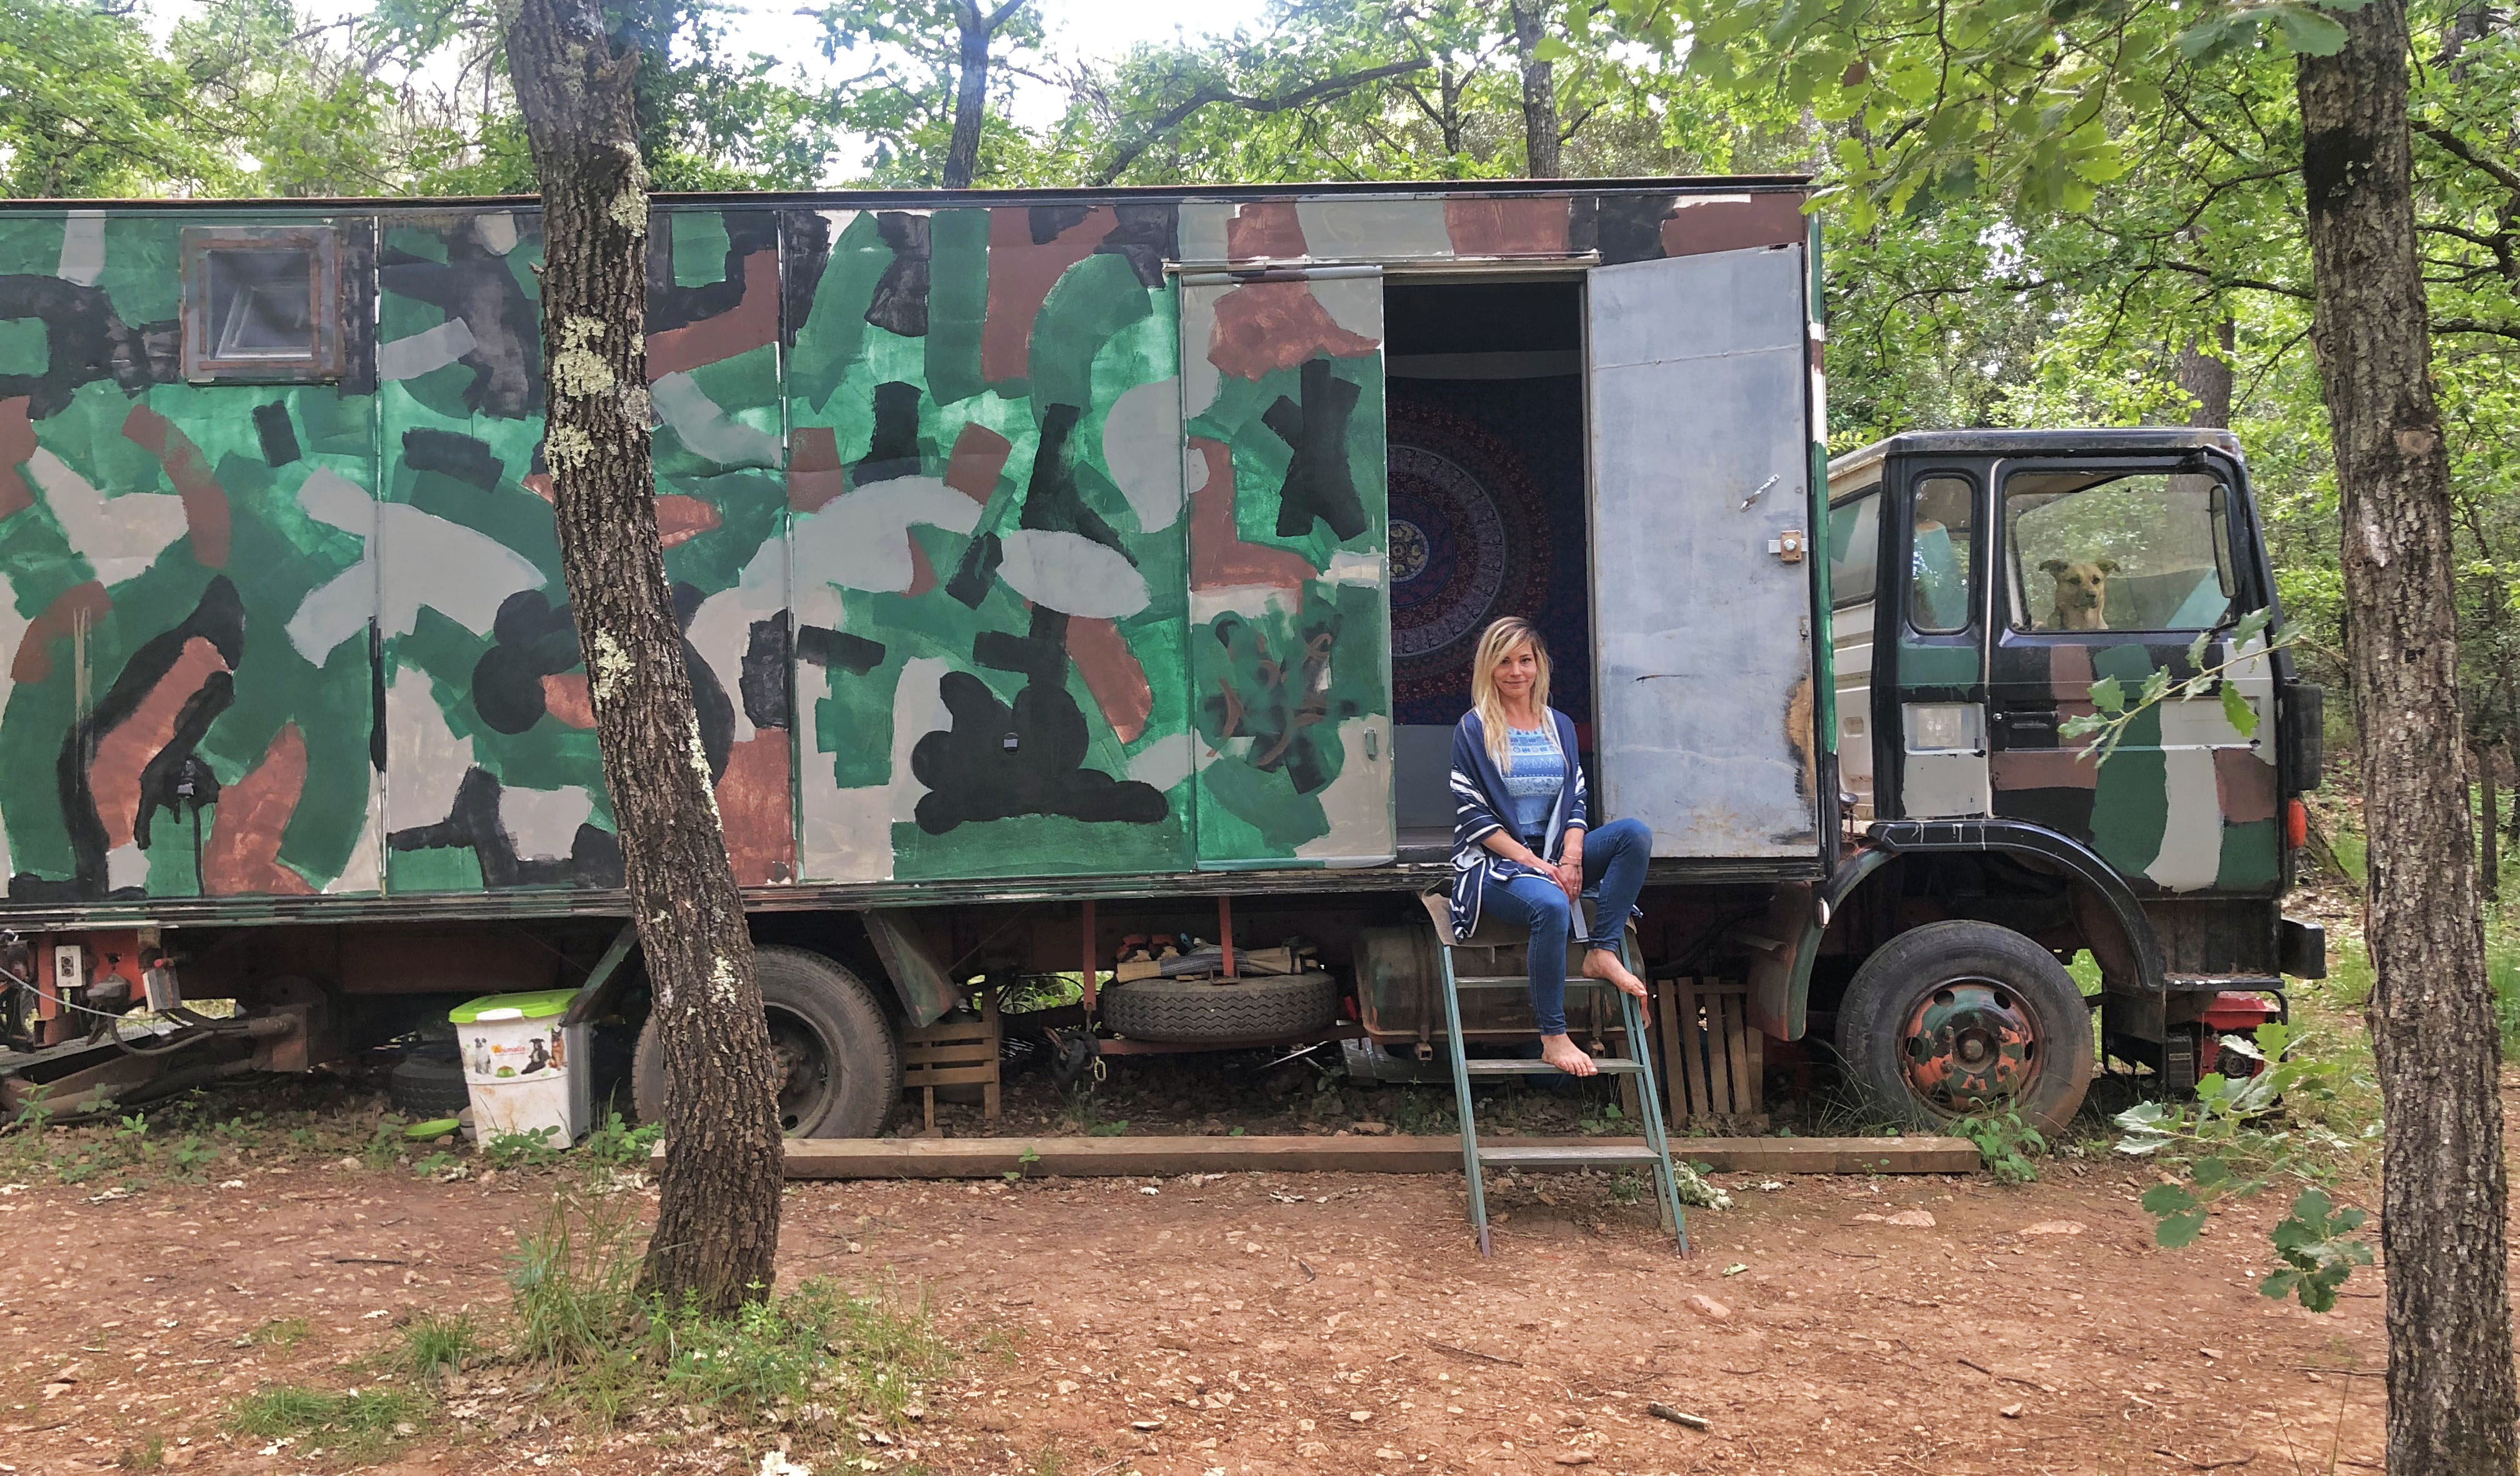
[2003,469,2237,632]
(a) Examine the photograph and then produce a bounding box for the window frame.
[181,225,344,384]
[1904,468,1980,636]
[1997,461,2244,636]
[1827,483,1881,611]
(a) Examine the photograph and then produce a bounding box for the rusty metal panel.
[1586,246,1818,857]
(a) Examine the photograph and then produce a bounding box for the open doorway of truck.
[1382,274,1594,859]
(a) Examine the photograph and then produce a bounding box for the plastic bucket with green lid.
[450,990,591,1147]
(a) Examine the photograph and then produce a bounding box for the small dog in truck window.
[2039,556,2118,629]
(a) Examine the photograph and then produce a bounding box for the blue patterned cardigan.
[1446,709,1588,940]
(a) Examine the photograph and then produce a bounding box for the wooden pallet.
[899,989,1000,1129]
[1655,977,1768,1130]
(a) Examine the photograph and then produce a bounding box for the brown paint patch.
[541,673,596,729]
[789,426,846,513]
[1067,616,1153,744]
[1188,437,1314,591]
[90,636,228,850]
[982,207,1116,384]
[0,396,35,520]
[1206,282,1379,381]
[12,581,109,683]
[1226,202,1306,262]
[523,472,555,503]
[120,404,231,569]
[717,728,794,886]
[2046,642,2097,693]
[202,724,316,896]
[904,536,939,599]
[943,422,1013,503]
[1444,197,1571,257]
[1658,195,1808,258]
[655,494,722,548]
[1991,748,2099,792]
[646,249,781,378]
[2214,747,2279,824]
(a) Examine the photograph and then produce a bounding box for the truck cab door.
[1879,461,1993,820]
[1587,246,1820,857]
[1178,267,1396,868]
[1984,454,2279,894]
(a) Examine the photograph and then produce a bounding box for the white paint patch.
[651,371,781,469]
[27,449,188,587]
[1178,286,1222,423]
[2147,728,2226,892]
[801,656,949,883]
[1178,202,1232,264]
[324,785,384,894]
[996,529,1149,619]
[384,659,474,828]
[376,319,479,382]
[1294,199,1451,261]
[499,784,594,861]
[1309,275,1383,342]
[1322,549,1384,586]
[792,476,982,597]
[107,844,148,892]
[1295,717,1394,864]
[1669,193,1756,208]
[56,212,104,286]
[1189,584,1289,624]
[1101,377,1186,532]
[474,212,519,256]
[1126,731,1194,795]
[289,468,542,655]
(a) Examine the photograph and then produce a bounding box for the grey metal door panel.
[1588,247,1818,857]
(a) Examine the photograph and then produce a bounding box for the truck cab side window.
[1828,487,1879,607]
[2004,469,2238,631]
[1908,474,1974,633]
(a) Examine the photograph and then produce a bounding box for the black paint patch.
[56,576,247,897]
[855,381,926,484]
[386,765,616,889]
[378,228,542,417]
[909,666,1169,835]
[1262,359,1368,541]
[864,212,932,337]
[974,607,1068,679]
[794,622,885,674]
[1097,204,1176,289]
[741,613,794,729]
[946,530,1002,609]
[0,275,178,419]
[134,686,228,848]
[401,427,505,489]
[1588,194,1677,266]
[369,617,387,772]
[780,210,833,349]
[254,402,301,466]
[648,209,778,336]
[471,590,582,734]
[1017,403,1131,554]
[1029,203,1094,244]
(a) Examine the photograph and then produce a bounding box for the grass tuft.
[226,1383,425,1461]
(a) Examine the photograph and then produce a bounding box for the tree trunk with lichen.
[499,0,782,1315]
[2297,4,2518,1469]
[1508,0,1560,178]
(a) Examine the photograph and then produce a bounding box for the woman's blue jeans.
[1476,817,1651,1037]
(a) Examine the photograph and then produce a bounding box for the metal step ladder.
[1418,894,1689,1257]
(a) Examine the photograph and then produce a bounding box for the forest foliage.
[6,0,2519,808]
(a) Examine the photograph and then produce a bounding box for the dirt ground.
[0,1072,2411,1476]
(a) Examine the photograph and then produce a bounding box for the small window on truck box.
[1828,486,1879,607]
[181,226,342,382]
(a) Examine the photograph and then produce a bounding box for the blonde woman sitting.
[1444,617,1650,1077]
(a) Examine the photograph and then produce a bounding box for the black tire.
[388,1054,472,1118]
[1834,920,2095,1137]
[632,945,901,1138]
[1101,970,1341,1042]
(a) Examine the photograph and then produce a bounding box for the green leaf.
[2141,1182,2199,1217]
[2272,6,2349,55]
[2186,630,2212,669]
[2189,1156,2231,1189]
[2219,681,2257,737]
[2088,676,2124,713]
[2154,1205,2209,1249]
[2231,607,2275,646]
[2258,1268,2299,1301]
[1532,35,1576,62]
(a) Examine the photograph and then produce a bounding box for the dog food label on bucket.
[469,1027,566,1081]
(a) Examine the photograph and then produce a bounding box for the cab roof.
[1828,428,2244,496]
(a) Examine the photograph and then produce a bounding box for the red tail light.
[2284,799,2308,850]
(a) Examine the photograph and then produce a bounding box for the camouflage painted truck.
[0,177,2324,1135]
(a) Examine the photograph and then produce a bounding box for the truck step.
[1461,1057,1646,1077]
[1477,1144,1668,1169]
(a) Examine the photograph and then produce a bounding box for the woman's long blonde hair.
[1469,617,1553,767]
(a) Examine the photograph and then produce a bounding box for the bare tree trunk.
[2297,6,2518,1470]
[1508,0,1561,178]
[2178,314,2235,427]
[500,0,783,1315]
[942,1,991,189]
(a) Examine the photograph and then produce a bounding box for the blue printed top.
[1502,724,1565,835]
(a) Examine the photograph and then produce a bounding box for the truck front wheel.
[632,945,902,1137]
[1834,920,2095,1137]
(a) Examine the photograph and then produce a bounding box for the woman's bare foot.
[1539,1034,1597,1077]
[1582,948,1649,1001]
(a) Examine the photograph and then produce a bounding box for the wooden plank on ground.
[759,1133,1979,1179]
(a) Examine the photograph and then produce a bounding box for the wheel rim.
[1898,976,2040,1114]
[766,1005,839,1134]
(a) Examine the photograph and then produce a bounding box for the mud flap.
[864,909,959,1027]
[1742,880,1816,1040]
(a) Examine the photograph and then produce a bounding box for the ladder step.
[1461,1058,1647,1077]
[1478,1144,1669,1168]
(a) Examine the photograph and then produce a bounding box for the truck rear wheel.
[632,945,901,1137]
[1834,920,2094,1137]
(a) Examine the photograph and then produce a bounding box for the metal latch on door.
[1768,529,1806,562]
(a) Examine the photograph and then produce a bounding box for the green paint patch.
[891,810,1188,880]
[1896,641,1978,688]
[1027,254,1153,411]
[2087,644,2168,877]
[788,212,889,413]
[389,845,485,894]
[925,209,990,406]
[2215,817,2279,892]
[670,211,731,287]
